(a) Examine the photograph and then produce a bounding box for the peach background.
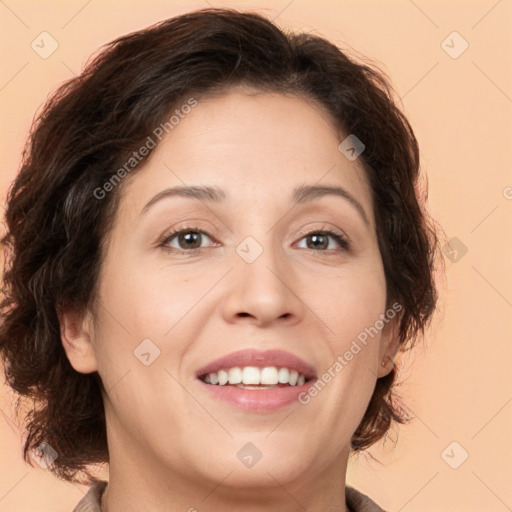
[1,1,511,511]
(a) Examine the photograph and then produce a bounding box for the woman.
[0,8,440,512]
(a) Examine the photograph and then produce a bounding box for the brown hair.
[0,7,440,484]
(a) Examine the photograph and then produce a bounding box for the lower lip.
[197,379,316,412]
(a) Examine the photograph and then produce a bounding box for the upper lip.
[196,349,317,380]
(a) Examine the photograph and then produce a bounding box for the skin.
[60,86,400,512]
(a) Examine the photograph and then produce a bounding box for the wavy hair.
[0,7,441,484]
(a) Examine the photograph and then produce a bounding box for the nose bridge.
[237,232,284,288]
[221,228,302,325]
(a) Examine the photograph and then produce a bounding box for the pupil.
[309,234,327,250]
[180,232,201,248]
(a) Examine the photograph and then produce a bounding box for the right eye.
[158,226,219,254]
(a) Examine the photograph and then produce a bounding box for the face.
[62,86,399,494]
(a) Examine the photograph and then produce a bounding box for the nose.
[220,238,304,328]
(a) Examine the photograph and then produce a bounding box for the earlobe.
[377,316,401,378]
[57,305,98,374]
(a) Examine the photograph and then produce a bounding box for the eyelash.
[157,225,350,255]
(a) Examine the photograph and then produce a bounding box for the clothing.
[72,481,107,512]
[346,485,388,512]
[72,480,387,512]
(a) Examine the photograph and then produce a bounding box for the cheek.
[91,259,215,391]
[314,260,387,347]
[97,253,200,338]
[325,262,387,398]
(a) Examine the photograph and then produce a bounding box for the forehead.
[118,88,373,220]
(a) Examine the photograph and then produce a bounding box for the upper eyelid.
[295,223,350,242]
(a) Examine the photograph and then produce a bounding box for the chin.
[211,445,313,487]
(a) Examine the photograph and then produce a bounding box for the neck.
[101,437,351,512]
[100,400,351,512]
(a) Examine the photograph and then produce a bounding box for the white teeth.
[228,367,242,384]
[203,366,308,387]
[218,369,229,386]
[278,367,290,383]
[242,366,260,385]
[260,367,278,385]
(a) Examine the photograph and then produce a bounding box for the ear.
[377,314,401,378]
[57,304,99,374]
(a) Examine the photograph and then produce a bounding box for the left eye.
[295,230,349,251]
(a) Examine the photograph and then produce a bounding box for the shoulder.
[72,480,108,512]
[346,485,389,512]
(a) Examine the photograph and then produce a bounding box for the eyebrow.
[140,184,370,226]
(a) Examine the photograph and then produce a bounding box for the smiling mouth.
[198,366,313,388]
